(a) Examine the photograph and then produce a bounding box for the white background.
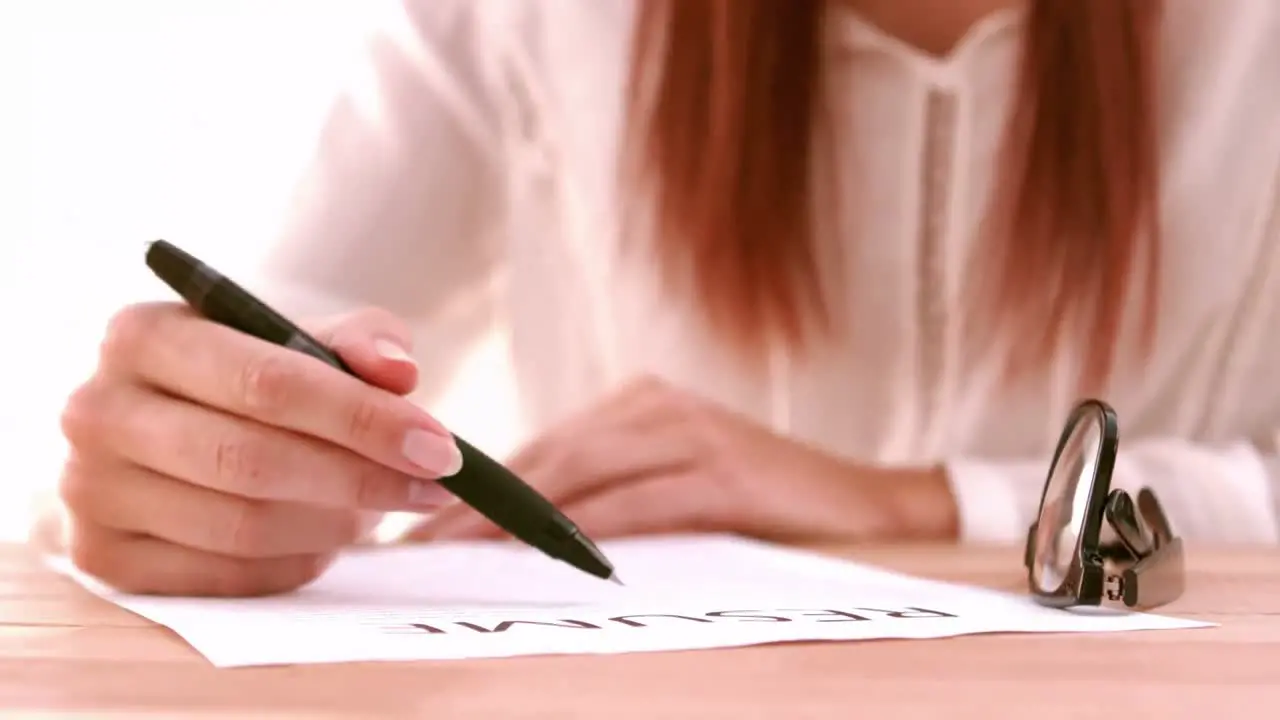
[3,1,516,540]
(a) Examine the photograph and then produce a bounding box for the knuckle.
[662,380,704,417]
[670,388,704,418]
[66,524,120,585]
[351,463,400,509]
[99,304,163,366]
[59,381,107,447]
[211,560,267,597]
[212,432,274,496]
[325,511,366,548]
[704,465,746,522]
[677,399,716,439]
[56,455,96,517]
[351,512,380,544]
[222,500,275,557]
[624,374,664,397]
[344,396,384,446]
[685,495,720,531]
[234,352,300,415]
[621,374,688,419]
[355,306,410,336]
[349,465,380,509]
[217,556,324,597]
[683,477,720,525]
[639,373,667,390]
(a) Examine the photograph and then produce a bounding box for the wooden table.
[1,542,1277,719]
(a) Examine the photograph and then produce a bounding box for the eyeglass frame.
[1022,398,1186,611]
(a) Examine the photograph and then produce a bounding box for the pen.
[144,239,621,585]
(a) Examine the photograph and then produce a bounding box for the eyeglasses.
[1023,399,1185,610]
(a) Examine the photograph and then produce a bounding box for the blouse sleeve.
[946,176,1280,546]
[945,439,1280,544]
[248,0,511,407]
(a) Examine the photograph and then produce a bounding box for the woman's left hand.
[408,376,959,544]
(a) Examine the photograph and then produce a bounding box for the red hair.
[623,0,1162,391]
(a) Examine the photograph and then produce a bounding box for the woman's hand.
[411,376,959,544]
[54,302,462,597]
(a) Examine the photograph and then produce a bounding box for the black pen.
[144,239,621,585]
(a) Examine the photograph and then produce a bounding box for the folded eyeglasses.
[1024,399,1185,610]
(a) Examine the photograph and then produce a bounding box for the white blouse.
[252,0,1280,544]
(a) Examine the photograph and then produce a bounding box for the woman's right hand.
[54,302,463,597]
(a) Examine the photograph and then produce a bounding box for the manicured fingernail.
[401,429,463,477]
[374,338,416,366]
[408,479,454,507]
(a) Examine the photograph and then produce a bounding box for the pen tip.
[609,575,625,587]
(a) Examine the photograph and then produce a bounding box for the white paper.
[51,534,1212,667]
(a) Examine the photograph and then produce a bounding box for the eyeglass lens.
[1031,416,1102,593]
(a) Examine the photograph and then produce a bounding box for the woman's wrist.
[850,464,960,543]
[894,465,961,541]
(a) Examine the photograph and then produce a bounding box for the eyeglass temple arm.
[1106,490,1154,558]
[1114,536,1185,609]
[1137,488,1175,547]
[1109,488,1182,609]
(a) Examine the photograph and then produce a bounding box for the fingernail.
[374,338,416,366]
[401,429,464,477]
[407,479,454,507]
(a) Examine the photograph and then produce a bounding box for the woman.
[48,0,1280,596]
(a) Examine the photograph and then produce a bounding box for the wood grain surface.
[1,542,1276,719]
